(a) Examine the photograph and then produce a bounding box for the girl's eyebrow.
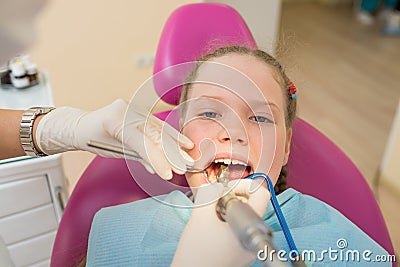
[197,95,224,101]
[250,100,280,113]
[197,95,280,113]
[198,95,279,110]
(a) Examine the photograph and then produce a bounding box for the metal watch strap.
[20,107,55,157]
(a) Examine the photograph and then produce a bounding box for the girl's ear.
[283,128,292,165]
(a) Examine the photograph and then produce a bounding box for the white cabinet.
[0,175,52,218]
[0,72,67,267]
[0,204,57,245]
[8,232,56,267]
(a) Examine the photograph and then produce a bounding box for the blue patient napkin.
[87,189,391,267]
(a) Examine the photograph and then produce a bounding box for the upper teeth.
[214,158,248,167]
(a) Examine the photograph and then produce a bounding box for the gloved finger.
[133,108,194,150]
[102,99,128,137]
[125,111,194,171]
[162,121,194,149]
[143,137,175,180]
[227,178,264,195]
[102,101,133,150]
[100,133,156,174]
[190,139,217,171]
[123,132,173,179]
[169,161,188,175]
[105,103,190,178]
[162,134,194,173]
[194,183,224,207]
[162,133,194,163]
[177,133,195,150]
[120,105,161,141]
[228,179,270,217]
[179,150,196,166]
[120,115,170,178]
[167,156,187,175]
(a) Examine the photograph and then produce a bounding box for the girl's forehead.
[187,54,285,110]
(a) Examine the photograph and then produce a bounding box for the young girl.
[84,46,390,266]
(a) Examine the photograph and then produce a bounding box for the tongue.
[227,165,248,180]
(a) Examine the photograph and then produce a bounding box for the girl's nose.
[217,121,248,145]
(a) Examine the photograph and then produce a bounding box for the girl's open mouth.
[203,158,253,183]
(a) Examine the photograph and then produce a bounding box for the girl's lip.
[201,152,254,184]
[211,153,253,170]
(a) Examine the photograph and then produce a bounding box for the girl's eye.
[250,116,273,123]
[199,111,219,119]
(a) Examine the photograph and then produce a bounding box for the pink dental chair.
[50,3,395,267]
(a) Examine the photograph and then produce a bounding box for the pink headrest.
[153,3,257,105]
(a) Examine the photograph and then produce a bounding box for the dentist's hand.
[35,99,194,180]
[171,179,270,267]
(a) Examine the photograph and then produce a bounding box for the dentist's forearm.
[0,109,25,159]
[0,109,44,160]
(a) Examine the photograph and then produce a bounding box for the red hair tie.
[288,81,297,99]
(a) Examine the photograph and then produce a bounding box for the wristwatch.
[20,107,55,157]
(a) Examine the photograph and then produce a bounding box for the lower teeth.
[209,172,217,183]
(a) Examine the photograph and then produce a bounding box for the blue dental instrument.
[246,173,300,258]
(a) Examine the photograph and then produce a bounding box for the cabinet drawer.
[0,204,57,245]
[8,231,56,267]
[0,176,51,218]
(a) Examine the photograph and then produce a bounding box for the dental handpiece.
[215,166,289,267]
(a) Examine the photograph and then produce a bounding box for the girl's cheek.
[182,123,214,157]
[182,133,203,159]
[252,136,274,173]
[187,143,201,160]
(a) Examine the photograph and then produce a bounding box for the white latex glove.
[36,99,194,180]
[171,179,270,267]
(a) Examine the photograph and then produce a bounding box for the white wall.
[380,99,400,193]
[205,0,282,53]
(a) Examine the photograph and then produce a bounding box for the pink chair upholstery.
[50,3,395,267]
[287,119,395,259]
[153,2,256,105]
